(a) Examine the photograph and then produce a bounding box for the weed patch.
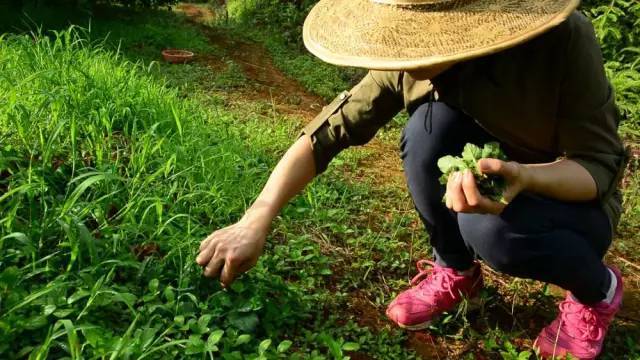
[0,26,419,359]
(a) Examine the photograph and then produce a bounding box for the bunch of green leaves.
[437,143,508,202]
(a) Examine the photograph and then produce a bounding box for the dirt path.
[176,3,405,187]
[202,31,327,119]
[178,3,324,119]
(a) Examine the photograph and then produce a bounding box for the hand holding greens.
[437,142,509,202]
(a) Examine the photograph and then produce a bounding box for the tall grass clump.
[0,28,322,359]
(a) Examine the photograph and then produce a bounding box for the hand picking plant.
[437,142,509,202]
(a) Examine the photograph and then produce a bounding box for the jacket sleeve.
[300,70,406,174]
[557,13,628,201]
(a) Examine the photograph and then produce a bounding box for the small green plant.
[483,330,533,360]
[437,142,508,202]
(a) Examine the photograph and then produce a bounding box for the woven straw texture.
[303,0,579,70]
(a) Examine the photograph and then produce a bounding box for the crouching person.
[197,0,629,358]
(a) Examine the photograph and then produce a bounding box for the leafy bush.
[226,0,315,48]
[583,0,640,60]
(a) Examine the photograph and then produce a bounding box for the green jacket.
[301,12,628,231]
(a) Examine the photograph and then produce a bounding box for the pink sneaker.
[534,266,623,359]
[385,260,483,330]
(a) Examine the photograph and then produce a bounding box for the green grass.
[0,22,419,359]
[0,3,217,61]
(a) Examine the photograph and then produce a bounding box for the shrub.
[583,0,640,136]
[225,0,317,49]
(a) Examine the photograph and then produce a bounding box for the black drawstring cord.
[424,92,435,134]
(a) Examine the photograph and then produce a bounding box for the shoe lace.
[410,260,461,300]
[558,298,605,342]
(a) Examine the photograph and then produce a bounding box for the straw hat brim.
[303,0,579,70]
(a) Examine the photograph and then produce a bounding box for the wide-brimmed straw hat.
[303,0,579,70]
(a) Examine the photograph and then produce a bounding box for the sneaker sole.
[397,321,432,331]
[394,296,483,331]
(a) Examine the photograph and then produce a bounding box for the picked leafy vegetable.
[437,142,509,202]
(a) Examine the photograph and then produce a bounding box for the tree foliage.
[9,0,176,9]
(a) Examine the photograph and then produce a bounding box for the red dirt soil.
[178,3,325,119]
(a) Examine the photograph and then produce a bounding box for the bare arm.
[446,158,598,214]
[520,158,597,201]
[195,71,408,285]
[241,135,317,231]
[196,136,317,286]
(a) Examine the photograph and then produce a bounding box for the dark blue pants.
[400,102,612,304]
